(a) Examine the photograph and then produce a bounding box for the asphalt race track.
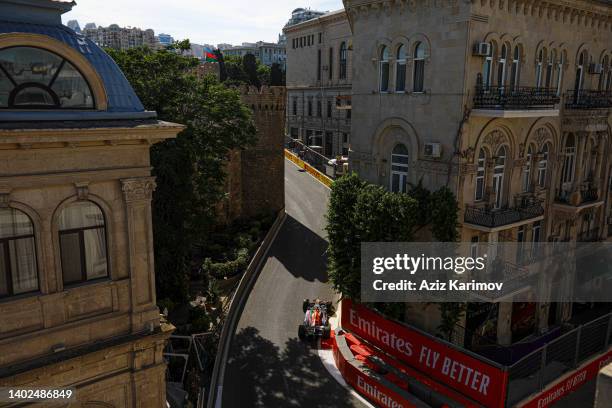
[221,159,367,408]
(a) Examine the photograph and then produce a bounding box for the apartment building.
[343,0,612,344]
[284,9,352,158]
[82,23,157,50]
[0,0,183,405]
[222,41,287,68]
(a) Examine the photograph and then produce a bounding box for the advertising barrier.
[284,149,333,188]
[342,300,508,408]
[520,349,612,408]
[333,334,422,408]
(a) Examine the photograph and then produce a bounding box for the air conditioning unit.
[589,63,604,74]
[424,143,442,158]
[473,42,491,57]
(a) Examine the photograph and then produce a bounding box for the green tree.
[270,63,285,86]
[242,53,261,88]
[107,46,257,303]
[325,173,458,300]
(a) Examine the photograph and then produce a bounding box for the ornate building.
[284,9,352,159]
[0,0,183,406]
[343,0,612,343]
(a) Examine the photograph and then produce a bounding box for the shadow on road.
[271,215,329,283]
[224,326,358,408]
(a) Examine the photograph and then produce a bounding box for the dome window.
[0,46,95,109]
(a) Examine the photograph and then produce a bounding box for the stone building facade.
[0,1,183,406]
[223,86,286,221]
[82,23,157,51]
[343,0,612,344]
[284,10,353,159]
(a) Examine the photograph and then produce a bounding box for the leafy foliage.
[217,53,285,87]
[325,173,459,300]
[107,44,257,303]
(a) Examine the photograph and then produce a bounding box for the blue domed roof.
[0,20,155,120]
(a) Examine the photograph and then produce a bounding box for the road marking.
[317,346,375,408]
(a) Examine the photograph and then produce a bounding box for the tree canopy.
[107,44,257,302]
[325,173,459,300]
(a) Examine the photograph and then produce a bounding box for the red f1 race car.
[298,298,333,340]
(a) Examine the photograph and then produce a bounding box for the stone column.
[573,132,588,190]
[120,177,160,334]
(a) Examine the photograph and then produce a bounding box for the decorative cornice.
[121,177,157,203]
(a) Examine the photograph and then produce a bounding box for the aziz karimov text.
[372,279,504,292]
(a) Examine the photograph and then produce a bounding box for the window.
[556,51,565,96]
[538,144,549,188]
[535,48,545,88]
[317,49,321,81]
[318,33,322,44]
[522,145,534,192]
[329,47,333,80]
[342,133,349,156]
[497,44,508,88]
[379,46,390,92]
[290,127,298,138]
[413,42,426,93]
[292,98,297,116]
[316,99,322,117]
[599,56,609,91]
[327,99,332,118]
[606,57,612,91]
[59,201,108,286]
[339,42,347,80]
[483,42,493,88]
[307,99,312,116]
[390,144,409,193]
[575,51,587,93]
[0,46,95,109]
[325,131,333,157]
[470,236,479,258]
[562,134,576,185]
[0,208,38,297]
[510,45,521,90]
[396,44,407,92]
[475,149,486,201]
[493,146,507,209]
[546,50,555,89]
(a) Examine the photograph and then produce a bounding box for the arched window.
[538,143,549,188]
[390,144,409,193]
[396,45,407,92]
[0,208,38,297]
[556,51,565,96]
[413,42,426,92]
[510,45,521,90]
[522,145,534,192]
[0,46,95,109]
[475,149,486,201]
[483,42,494,89]
[493,146,507,209]
[562,134,576,185]
[379,46,390,92]
[59,201,108,285]
[546,50,556,89]
[575,51,587,92]
[536,48,545,88]
[339,42,347,80]
[498,44,508,88]
[599,55,609,91]
[606,55,612,91]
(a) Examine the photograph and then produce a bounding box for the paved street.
[221,160,366,407]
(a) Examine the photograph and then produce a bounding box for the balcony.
[472,86,560,118]
[565,90,612,110]
[464,199,544,231]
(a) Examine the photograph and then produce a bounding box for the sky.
[62,0,344,46]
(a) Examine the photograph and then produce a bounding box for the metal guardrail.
[565,90,612,109]
[505,312,612,406]
[474,86,560,110]
[285,136,344,179]
[206,209,287,408]
[464,201,544,228]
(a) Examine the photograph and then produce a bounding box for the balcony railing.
[581,187,599,203]
[464,200,544,228]
[473,86,560,110]
[556,186,599,206]
[565,89,612,109]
